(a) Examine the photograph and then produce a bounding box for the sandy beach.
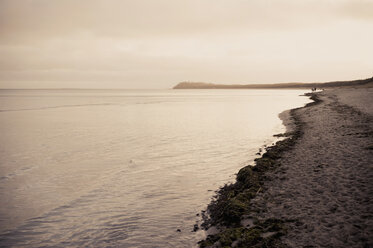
[253,87,373,247]
[200,87,373,247]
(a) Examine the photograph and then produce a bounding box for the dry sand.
[251,88,373,247]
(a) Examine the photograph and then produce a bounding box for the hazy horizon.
[1,0,372,89]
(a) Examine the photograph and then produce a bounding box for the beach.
[200,87,373,247]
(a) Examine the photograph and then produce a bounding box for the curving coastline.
[174,77,373,89]
[198,87,373,247]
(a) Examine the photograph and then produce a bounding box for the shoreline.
[198,87,372,247]
[198,93,319,247]
[173,77,373,89]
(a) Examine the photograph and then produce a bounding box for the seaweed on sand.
[200,218,288,248]
[198,93,321,247]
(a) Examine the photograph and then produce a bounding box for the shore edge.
[197,93,321,247]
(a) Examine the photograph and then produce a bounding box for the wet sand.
[252,87,373,247]
[199,87,372,247]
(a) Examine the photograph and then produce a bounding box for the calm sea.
[0,89,310,247]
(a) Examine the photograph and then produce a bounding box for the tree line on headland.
[173,76,373,89]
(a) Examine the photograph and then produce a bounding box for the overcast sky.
[0,0,372,89]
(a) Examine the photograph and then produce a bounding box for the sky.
[0,0,372,89]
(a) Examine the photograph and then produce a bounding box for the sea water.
[0,89,310,247]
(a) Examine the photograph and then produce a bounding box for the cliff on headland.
[173,77,373,89]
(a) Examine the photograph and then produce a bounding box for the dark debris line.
[197,93,321,248]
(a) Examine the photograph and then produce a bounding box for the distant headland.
[173,77,373,89]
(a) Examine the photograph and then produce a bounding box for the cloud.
[0,0,372,88]
[1,0,359,42]
[338,0,373,21]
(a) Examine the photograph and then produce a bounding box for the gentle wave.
[0,89,310,247]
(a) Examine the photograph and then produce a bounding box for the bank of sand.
[251,87,373,247]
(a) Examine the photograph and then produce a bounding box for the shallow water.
[0,89,309,247]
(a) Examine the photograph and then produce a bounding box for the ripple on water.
[0,89,310,247]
